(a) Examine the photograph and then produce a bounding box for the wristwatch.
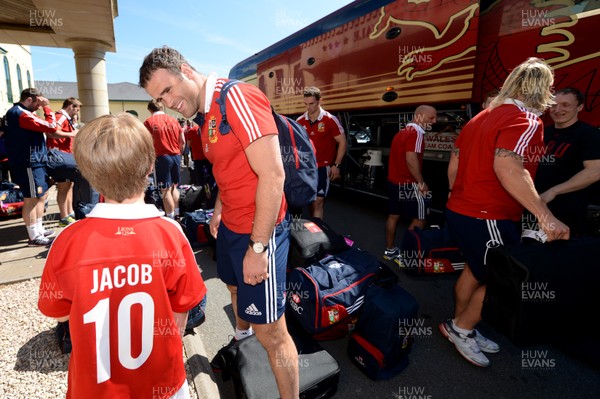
[333,163,342,168]
[249,239,268,253]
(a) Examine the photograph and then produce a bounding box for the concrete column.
[68,39,111,122]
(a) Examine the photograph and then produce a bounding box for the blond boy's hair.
[73,113,155,203]
[489,57,555,113]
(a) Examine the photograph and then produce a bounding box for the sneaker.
[474,329,500,353]
[59,216,77,227]
[43,229,56,237]
[28,235,54,247]
[210,337,237,372]
[383,247,400,261]
[439,319,490,367]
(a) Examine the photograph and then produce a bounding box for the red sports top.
[38,203,206,399]
[47,109,75,153]
[185,125,206,161]
[143,112,183,156]
[387,123,425,184]
[447,100,545,221]
[200,78,286,234]
[296,108,344,167]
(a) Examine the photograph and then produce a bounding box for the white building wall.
[1,44,34,116]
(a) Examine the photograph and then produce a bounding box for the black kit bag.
[483,238,600,361]
[181,209,213,247]
[288,217,349,269]
[400,226,465,274]
[219,320,340,399]
[347,284,418,380]
[178,185,205,214]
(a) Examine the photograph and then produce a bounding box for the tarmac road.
[194,189,600,399]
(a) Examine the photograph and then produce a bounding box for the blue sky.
[31,0,353,84]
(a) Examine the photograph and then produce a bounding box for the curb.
[183,328,221,399]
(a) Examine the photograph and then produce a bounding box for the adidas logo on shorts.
[245,303,262,316]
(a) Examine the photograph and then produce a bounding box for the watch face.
[253,242,265,253]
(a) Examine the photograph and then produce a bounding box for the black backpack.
[211,79,318,208]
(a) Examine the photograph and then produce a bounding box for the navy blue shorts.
[216,219,290,324]
[316,166,330,198]
[10,166,48,198]
[387,182,430,220]
[446,209,520,282]
[154,154,181,189]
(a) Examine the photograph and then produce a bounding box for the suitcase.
[347,284,418,380]
[286,247,380,340]
[400,226,465,274]
[178,184,205,213]
[483,238,600,362]
[288,217,349,269]
[222,320,340,399]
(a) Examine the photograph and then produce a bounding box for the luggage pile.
[214,217,421,397]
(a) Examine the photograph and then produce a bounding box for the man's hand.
[539,188,557,204]
[328,165,341,181]
[209,210,221,239]
[37,96,50,108]
[243,250,269,286]
[538,214,570,241]
[417,182,430,197]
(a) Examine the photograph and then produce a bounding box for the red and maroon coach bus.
[229,0,600,209]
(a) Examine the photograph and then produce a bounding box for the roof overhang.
[0,0,117,52]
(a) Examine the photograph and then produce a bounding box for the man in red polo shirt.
[47,97,82,226]
[140,46,299,399]
[440,58,569,367]
[144,100,184,219]
[297,86,346,219]
[384,105,436,264]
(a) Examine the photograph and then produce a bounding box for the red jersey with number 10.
[38,203,206,399]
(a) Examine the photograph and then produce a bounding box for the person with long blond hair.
[439,57,570,367]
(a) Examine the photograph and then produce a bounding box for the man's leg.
[408,218,426,230]
[309,197,325,219]
[56,182,69,218]
[171,184,180,218]
[253,315,299,399]
[22,197,38,238]
[385,214,400,248]
[453,264,482,329]
[65,181,74,216]
[226,284,252,333]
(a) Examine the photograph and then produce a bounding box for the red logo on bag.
[304,222,323,233]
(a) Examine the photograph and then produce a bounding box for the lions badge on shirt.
[318,122,325,132]
[208,115,218,143]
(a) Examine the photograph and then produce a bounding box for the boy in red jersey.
[38,113,206,399]
[439,58,569,367]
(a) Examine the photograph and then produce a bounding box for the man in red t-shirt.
[144,100,184,218]
[440,58,569,368]
[39,113,206,398]
[297,86,346,219]
[47,97,82,226]
[140,46,299,399]
[384,105,437,264]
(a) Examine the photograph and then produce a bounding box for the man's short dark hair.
[555,87,584,105]
[20,88,40,102]
[147,99,164,113]
[139,46,195,88]
[303,86,322,101]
